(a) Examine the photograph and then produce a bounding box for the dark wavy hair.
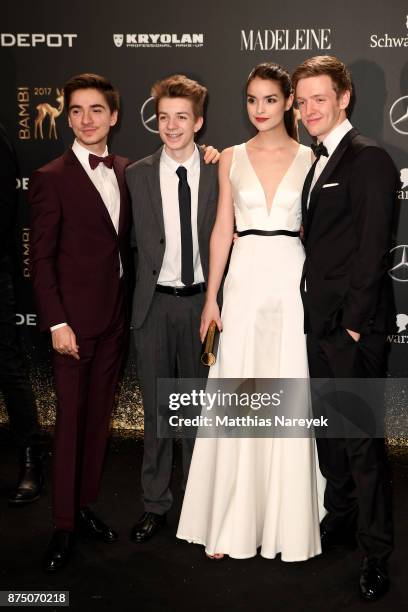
[64,73,120,113]
[246,63,297,140]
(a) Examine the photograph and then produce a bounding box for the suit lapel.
[307,128,358,231]
[197,148,213,232]
[113,156,128,236]
[146,147,165,235]
[63,148,118,238]
[301,159,317,236]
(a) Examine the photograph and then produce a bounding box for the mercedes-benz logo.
[388,245,408,282]
[390,96,408,135]
[141,97,158,133]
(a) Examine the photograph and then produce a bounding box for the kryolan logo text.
[113,33,203,48]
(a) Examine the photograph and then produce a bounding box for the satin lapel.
[301,160,317,239]
[146,147,165,236]
[301,175,309,227]
[63,148,117,237]
[113,156,128,236]
[197,149,213,232]
[307,129,357,230]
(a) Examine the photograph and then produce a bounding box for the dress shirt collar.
[322,118,353,157]
[161,144,200,176]
[72,139,109,169]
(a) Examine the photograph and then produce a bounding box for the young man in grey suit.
[125,75,219,542]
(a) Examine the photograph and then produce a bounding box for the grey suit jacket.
[125,145,219,329]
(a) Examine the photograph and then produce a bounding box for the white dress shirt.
[158,145,204,286]
[303,118,353,294]
[50,139,122,332]
[72,139,121,238]
[308,118,353,206]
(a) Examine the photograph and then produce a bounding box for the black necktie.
[176,166,194,286]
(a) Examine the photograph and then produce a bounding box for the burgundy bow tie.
[88,153,115,170]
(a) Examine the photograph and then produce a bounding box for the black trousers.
[307,327,393,563]
[134,291,208,515]
[0,256,39,447]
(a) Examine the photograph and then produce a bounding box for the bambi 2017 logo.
[17,87,64,140]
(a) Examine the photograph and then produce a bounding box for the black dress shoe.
[320,526,357,552]
[43,530,74,574]
[360,557,389,600]
[130,512,166,543]
[77,507,118,543]
[8,445,45,505]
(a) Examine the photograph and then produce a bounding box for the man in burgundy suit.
[28,74,131,573]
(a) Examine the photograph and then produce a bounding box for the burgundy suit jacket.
[29,149,131,335]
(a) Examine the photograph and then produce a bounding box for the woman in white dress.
[177,63,325,561]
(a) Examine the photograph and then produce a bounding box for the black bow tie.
[311,142,329,159]
[89,153,115,170]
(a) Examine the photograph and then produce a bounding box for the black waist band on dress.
[236,229,300,237]
[155,282,206,297]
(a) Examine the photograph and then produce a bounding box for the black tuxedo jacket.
[301,128,399,337]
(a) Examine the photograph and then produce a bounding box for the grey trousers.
[134,291,207,515]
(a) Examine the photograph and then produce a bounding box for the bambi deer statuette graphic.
[34,88,64,139]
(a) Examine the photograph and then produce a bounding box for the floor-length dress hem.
[176,534,323,562]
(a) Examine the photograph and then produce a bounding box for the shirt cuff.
[50,322,68,332]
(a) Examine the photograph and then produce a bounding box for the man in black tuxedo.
[293,56,398,601]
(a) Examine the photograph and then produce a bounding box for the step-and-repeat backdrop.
[1,0,407,430]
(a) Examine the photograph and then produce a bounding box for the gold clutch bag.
[201,321,219,366]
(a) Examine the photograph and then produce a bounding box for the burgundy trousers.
[51,288,126,531]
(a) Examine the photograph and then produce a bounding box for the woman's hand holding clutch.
[200,300,222,343]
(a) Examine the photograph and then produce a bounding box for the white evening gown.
[177,143,325,561]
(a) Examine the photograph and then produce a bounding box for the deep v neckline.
[244,143,302,216]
